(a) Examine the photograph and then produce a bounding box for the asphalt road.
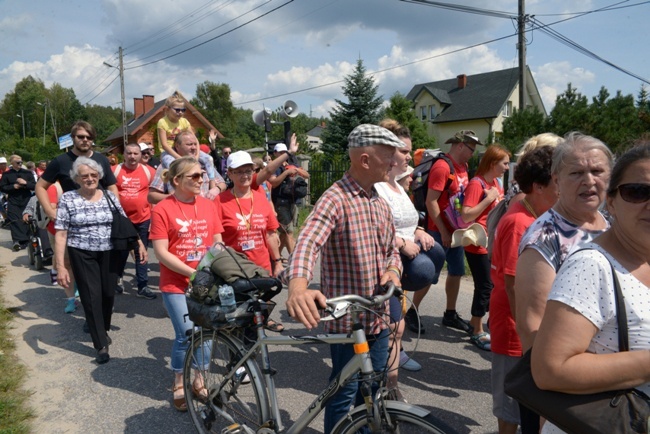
[0,225,497,433]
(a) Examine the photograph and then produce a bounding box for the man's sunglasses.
[616,183,650,203]
[76,134,92,140]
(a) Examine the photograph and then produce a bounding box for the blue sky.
[1,0,648,121]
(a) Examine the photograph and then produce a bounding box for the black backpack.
[279,175,308,200]
[412,151,455,215]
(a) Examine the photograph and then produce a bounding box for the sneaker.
[64,298,77,314]
[470,332,491,351]
[137,286,157,300]
[115,277,124,294]
[12,242,21,251]
[442,311,473,335]
[403,307,425,334]
[399,351,422,372]
[50,270,58,285]
[235,367,250,384]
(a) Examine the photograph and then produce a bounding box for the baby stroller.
[25,215,53,271]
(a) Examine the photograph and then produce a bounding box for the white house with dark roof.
[406,66,546,148]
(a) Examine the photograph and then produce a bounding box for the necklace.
[521,197,537,218]
[233,189,254,232]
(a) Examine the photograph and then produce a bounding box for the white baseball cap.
[227,151,254,169]
[0,157,6,164]
[273,143,288,153]
[138,143,149,152]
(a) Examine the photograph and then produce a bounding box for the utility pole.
[518,0,527,110]
[119,46,127,147]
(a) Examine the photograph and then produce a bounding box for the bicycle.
[182,279,457,434]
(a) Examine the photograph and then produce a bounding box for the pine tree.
[320,59,383,157]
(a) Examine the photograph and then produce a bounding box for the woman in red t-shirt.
[215,151,284,331]
[460,144,510,351]
[150,156,224,412]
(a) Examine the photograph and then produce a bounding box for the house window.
[420,106,427,121]
[504,101,513,117]
[429,105,437,119]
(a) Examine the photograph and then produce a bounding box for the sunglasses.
[463,142,476,152]
[184,172,203,182]
[76,134,92,140]
[616,183,650,203]
[173,108,187,113]
[14,161,23,165]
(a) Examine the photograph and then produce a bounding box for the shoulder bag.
[504,251,650,434]
[103,190,140,251]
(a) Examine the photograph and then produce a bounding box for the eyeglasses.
[616,183,650,203]
[76,134,92,141]
[231,169,254,177]
[173,108,187,113]
[185,172,203,182]
[79,173,99,180]
[14,161,23,165]
[223,151,231,155]
[463,142,476,153]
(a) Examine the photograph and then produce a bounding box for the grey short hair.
[70,156,104,180]
[551,131,614,175]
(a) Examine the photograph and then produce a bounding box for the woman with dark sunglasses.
[530,142,650,434]
[150,156,224,412]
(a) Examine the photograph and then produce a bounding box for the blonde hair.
[161,156,199,187]
[252,157,264,171]
[165,90,185,108]
[516,133,562,163]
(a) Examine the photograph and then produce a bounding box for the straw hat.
[450,223,488,248]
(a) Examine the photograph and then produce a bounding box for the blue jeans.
[324,328,389,433]
[401,241,446,291]
[117,219,150,289]
[161,292,211,373]
[430,230,466,276]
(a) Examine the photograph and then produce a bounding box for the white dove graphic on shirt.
[176,218,191,233]
[236,213,248,228]
[121,175,132,185]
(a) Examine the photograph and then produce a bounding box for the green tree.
[84,104,123,144]
[191,81,237,139]
[546,83,590,135]
[501,106,547,154]
[384,92,435,149]
[587,87,641,152]
[320,58,383,156]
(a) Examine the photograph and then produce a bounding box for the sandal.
[192,383,209,403]
[172,383,187,412]
[470,332,491,351]
[264,318,284,333]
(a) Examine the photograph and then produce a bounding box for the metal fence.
[307,158,349,204]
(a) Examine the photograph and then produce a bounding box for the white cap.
[227,151,254,169]
[0,157,6,164]
[273,143,288,153]
[450,223,488,248]
[138,143,149,152]
[395,166,414,182]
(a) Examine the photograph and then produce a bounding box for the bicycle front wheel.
[333,406,456,434]
[183,328,269,434]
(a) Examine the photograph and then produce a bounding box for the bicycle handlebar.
[322,283,402,321]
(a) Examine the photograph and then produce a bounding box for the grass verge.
[0,267,33,434]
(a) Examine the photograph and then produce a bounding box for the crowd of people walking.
[3,105,649,434]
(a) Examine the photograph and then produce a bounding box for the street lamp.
[37,101,47,147]
[16,109,25,141]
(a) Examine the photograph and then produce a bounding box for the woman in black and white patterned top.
[532,143,650,434]
[55,157,146,364]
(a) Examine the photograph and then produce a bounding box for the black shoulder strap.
[439,154,455,192]
[572,248,627,351]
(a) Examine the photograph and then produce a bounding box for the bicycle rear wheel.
[183,328,269,434]
[333,406,456,434]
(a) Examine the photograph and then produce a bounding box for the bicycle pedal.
[221,423,243,434]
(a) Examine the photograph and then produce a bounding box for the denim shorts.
[430,230,465,276]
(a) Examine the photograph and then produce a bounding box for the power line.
[533,0,650,16]
[78,69,119,104]
[83,74,120,105]
[234,32,517,106]
[399,0,515,19]
[124,0,293,70]
[124,0,271,66]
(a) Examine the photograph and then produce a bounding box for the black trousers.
[465,251,494,318]
[68,247,118,350]
[7,202,30,243]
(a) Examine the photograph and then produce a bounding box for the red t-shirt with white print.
[114,163,155,223]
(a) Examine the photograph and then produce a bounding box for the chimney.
[134,97,144,118]
[143,95,155,115]
[457,74,467,89]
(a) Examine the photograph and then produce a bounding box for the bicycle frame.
[213,305,380,434]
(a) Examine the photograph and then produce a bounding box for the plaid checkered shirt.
[284,172,402,334]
